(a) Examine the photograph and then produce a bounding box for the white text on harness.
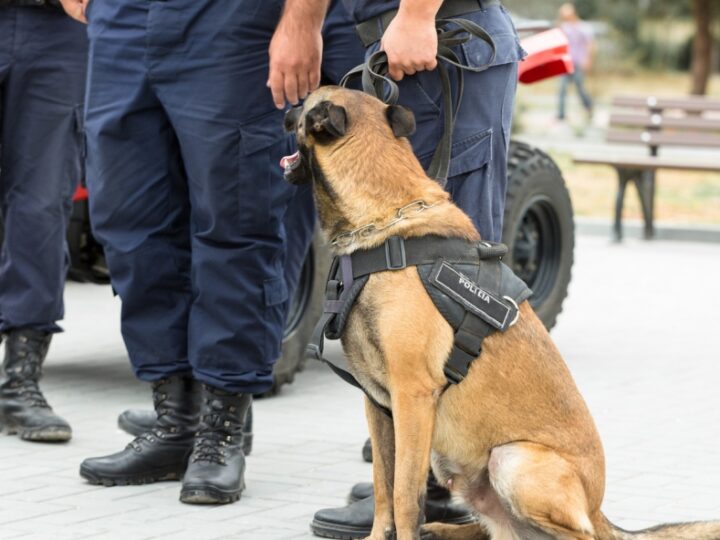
[458,276,491,303]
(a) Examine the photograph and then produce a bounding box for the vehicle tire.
[66,199,110,284]
[265,227,332,395]
[502,140,574,331]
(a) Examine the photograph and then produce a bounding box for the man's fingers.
[297,73,310,102]
[309,68,321,94]
[284,73,300,106]
[267,70,286,110]
[388,64,405,81]
[425,58,438,71]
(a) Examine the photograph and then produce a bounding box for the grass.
[549,152,720,225]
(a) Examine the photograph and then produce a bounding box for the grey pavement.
[1,234,720,539]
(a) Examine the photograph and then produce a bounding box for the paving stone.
[0,235,718,539]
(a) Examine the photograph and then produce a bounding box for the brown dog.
[283,86,720,540]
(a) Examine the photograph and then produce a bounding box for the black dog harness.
[308,235,532,400]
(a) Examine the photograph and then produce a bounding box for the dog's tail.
[596,513,720,540]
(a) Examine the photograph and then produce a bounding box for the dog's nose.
[284,106,302,133]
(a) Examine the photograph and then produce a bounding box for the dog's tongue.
[280,151,300,169]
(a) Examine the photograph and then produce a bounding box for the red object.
[518,28,574,84]
[73,185,88,202]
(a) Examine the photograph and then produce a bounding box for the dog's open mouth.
[280,151,301,174]
[280,150,309,184]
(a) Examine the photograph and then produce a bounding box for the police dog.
[282,86,720,540]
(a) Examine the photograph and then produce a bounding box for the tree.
[690,0,713,95]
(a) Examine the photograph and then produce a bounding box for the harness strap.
[445,312,493,383]
[340,16,497,184]
[350,235,507,280]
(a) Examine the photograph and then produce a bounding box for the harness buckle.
[384,236,407,270]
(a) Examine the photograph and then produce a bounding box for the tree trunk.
[690,0,713,95]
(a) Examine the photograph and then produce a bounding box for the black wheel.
[502,140,574,331]
[265,227,331,395]
[66,198,110,284]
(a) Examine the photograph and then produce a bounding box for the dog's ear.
[284,106,302,133]
[306,101,347,138]
[386,105,415,138]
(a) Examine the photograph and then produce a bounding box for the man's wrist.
[397,0,443,23]
[279,0,330,33]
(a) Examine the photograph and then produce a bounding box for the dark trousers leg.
[85,0,194,379]
[0,8,87,333]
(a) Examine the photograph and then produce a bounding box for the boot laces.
[191,401,242,465]
[127,379,175,452]
[10,379,49,408]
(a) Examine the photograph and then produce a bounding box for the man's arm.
[381,0,443,81]
[58,0,89,23]
[268,0,331,109]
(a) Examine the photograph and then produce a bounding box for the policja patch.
[429,260,519,332]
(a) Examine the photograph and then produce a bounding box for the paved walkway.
[1,235,719,539]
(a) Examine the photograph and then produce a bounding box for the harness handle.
[339,17,497,185]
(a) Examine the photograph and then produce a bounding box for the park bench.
[573,95,720,240]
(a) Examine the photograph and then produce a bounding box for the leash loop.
[340,16,497,184]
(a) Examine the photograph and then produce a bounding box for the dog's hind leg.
[486,442,596,540]
[365,395,396,540]
[421,522,489,540]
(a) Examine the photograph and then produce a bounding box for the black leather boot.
[310,473,476,539]
[80,375,200,486]
[117,403,254,456]
[0,329,71,442]
[180,385,251,505]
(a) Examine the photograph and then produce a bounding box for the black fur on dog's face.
[280,86,415,186]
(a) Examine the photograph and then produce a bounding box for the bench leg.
[614,169,635,242]
[635,170,656,240]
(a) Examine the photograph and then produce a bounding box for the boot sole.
[179,479,245,505]
[1,423,71,443]
[309,513,477,540]
[79,464,184,487]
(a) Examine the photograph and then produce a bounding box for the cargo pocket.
[237,108,292,231]
[263,276,289,356]
[448,127,492,179]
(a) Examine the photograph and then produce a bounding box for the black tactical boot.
[180,385,251,505]
[310,474,476,539]
[80,375,200,486]
[0,329,71,442]
[117,403,254,456]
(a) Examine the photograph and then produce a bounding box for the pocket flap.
[448,128,492,178]
[264,277,289,307]
[462,32,526,70]
[239,109,287,156]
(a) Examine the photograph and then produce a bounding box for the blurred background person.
[557,2,595,121]
[0,0,86,443]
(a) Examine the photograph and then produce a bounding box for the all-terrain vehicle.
[67,26,575,394]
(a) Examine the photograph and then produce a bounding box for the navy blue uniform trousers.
[84,0,363,393]
[0,7,87,333]
[361,3,525,241]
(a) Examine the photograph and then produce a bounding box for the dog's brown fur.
[285,86,720,540]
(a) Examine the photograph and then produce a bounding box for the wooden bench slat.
[609,113,720,132]
[612,95,720,112]
[606,130,720,147]
[572,154,720,172]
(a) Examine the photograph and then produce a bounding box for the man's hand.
[381,1,442,81]
[59,0,90,24]
[268,1,329,109]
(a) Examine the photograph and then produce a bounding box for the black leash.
[340,17,497,185]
